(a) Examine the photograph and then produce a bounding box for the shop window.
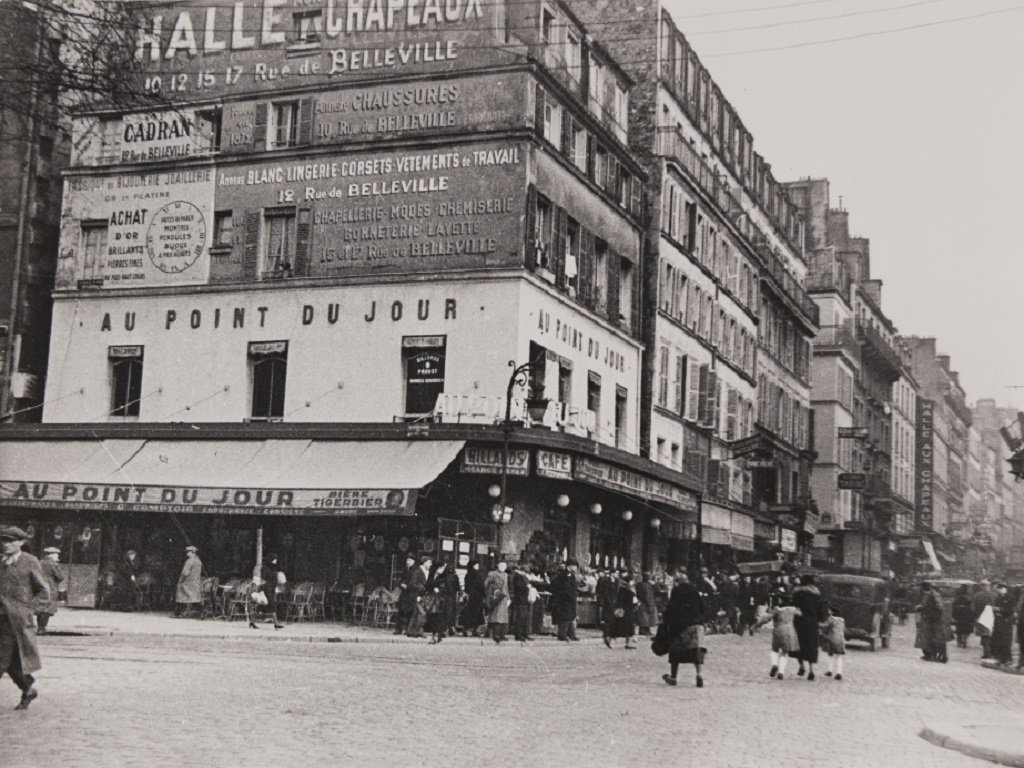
[109,345,143,417]
[80,220,107,280]
[248,341,288,421]
[270,101,299,148]
[587,371,601,439]
[262,207,295,276]
[558,357,573,406]
[212,211,233,249]
[403,336,446,416]
[615,386,628,450]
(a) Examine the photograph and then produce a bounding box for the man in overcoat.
[972,580,995,659]
[1,526,50,709]
[36,547,65,634]
[550,560,580,641]
[404,555,431,638]
[394,553,418,635]
[174,545,203,617]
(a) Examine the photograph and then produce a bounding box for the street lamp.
[496,358,548,555]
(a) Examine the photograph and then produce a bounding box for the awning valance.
[0,439,465,517]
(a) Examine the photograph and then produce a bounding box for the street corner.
[921,715,1024,768]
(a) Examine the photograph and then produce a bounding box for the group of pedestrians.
[947,579,1023,668]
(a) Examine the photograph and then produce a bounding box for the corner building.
[0,0,700,610]
[573,0,819,572]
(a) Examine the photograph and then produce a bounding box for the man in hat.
[0,526,50,709]
[549,559,580,642]
[36,547,65,635]
[394,553,418,635]
[174,545,203,617]
[405,555,432,638]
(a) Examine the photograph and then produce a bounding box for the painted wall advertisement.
[132,0,518,99]
[215,139,524,278]
[58,170,215,289]
[915,398,934,531]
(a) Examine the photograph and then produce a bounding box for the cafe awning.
[0,438,465,517]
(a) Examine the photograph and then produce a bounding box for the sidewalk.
[43,608,605,645]
[921,716,1024,768]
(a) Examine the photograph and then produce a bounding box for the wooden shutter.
[554,208,567,288]
[630,173,641,215]
[525,186,538,271]
[606,249,620,325]
[674,354,686,415]
[727,387,738,441]
[686,359,701,420]
[579,229,594,307]
[253,104,267,150]
[629,259,640,336]
[242,210,260,280]
[535,85,546,139]
[293,207,312,276]
[697,364,709,425]
[298,97,314,145]
[561,113,572,157]
[586,134,596,180]
[707,459,721,499]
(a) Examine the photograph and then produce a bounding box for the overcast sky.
[660,0,1024,411]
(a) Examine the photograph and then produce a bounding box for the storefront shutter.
[242,210,260,279]
[554,208,567,289]
[535,85,546,139]
[252,103,267,150]
[294,207,312,276]
[605,249,620,325]
[525,185,538,271]
[298,97,314,145]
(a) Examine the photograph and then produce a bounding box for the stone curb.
[920,726,1024,768]
[981,661,1024,675]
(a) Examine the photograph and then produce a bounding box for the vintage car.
[815,573,892,651]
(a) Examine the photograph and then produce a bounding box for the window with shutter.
[242,211,260,280]
[554,208,567,287]
[253,104,267,150]
[605,249,620,326]
[657,344,669,407]
[727,387,738,441]
[525,186,538,271]
[697,364,710,425]
[707,459,721,499]
[686,359,701,421]
[674,354,686,415]
[298,97,314,145]
[293,207,312,276]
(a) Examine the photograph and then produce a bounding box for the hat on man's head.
[185,545,198,553]
[419,554,433,565]
[43,547,61,555]
[0,526,29,542]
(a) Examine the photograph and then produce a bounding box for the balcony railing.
[855,320,902,381]
[656,127,741,218]
[752,240,820,327]
[813,323,860,363]
[806,253,853,296]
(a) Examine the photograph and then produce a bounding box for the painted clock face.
[146,201,207,274]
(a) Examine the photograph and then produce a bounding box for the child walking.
[819,605,846,680]
[758,595,801,680]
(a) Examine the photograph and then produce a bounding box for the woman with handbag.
[252,553,284,630]
[424,561,459,644]
[604,572,639,650]
[659,572,706,688]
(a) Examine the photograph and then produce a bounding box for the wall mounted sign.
[574,457,698,513]
[535,450,572,480]
[460,446,530,476]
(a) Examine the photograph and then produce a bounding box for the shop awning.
[922,539,943,573]
[936,549,957,564]
[0,439,465,517]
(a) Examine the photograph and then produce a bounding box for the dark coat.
[425,568,460,633]
[37,559,65,615]
[607,583,637,638]
[0,552,49,674]
[461,567,486,628]
[972,588,994,637]
[259,562,280,610]
[992,592,1016,662]
[662,582,705,634]
[915,591,948,654]
[510,570,531,606]
[791,585,825,663]
[636,580,658,628]
[952,594,975,632]
[549,568,578,623]
[397,564,420,612]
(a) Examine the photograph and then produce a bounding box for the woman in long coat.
[605,574,638,649]
[548,562,579,641]
[484,562,511,643]
[174,546,203,617]
[660,574,706,688]
[951,585,975,649]
[636,573,658,636]
[915,582,948,662]
[254,554,284,629]
[424,562,460,644]
[460,561,486,637]
[791,575,825,680]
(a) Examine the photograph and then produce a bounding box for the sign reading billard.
[460,446,530,476]
[0,480,414,516]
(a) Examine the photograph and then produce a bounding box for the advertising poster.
[58,169,215,289]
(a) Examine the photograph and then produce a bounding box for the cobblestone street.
[0,619,1018,767]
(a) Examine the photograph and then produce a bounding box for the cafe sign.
[459,445,530,476]
[536,450,572,480]
[0,480,415,516]
[574,457,698,513]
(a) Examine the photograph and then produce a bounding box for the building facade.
[0,0,702,608]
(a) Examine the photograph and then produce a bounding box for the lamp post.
[495,358,548,555]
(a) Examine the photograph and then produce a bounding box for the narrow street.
[1,620,1014,767]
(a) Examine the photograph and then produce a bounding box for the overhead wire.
[694,0,959,35]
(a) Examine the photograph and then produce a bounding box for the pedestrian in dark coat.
[394,554,418,635]
[405,556,431,638]
[174,546,203,617]
[604,573,638,649]
[1016,589,1024,671]
[972,581,995,659]
[460,561,486,637]
[425,562,460,644]
[596,570,617,634]
[951,585,974,649]
[510,564,532,642]
[915,582,948,662]
[1,526,49,709]
[36,548,65,635]
[990,583,1015,665]
[636,573,658,636]
[659,573,706,688]
[738,576,757,635]
[549,561,579,641]
[254,554,284,629]
[791,575,825,680]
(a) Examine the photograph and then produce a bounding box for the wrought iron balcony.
[855,320,903,382]
[752,239,820,327]
[812,323,860,364]
[656,127,741,218]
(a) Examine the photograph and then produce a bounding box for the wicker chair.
[199,576,220,619]
[226,579,255,622]
[284,581,315,622]
[308,581,329,621]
